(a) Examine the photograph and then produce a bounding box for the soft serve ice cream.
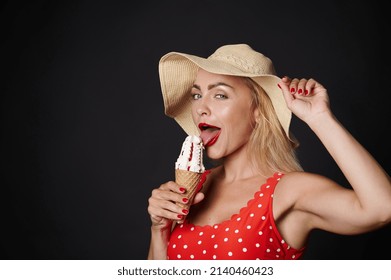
[175,135,205,173]
[175,135,205,211]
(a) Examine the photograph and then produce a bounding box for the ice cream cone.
[175,169,202,208]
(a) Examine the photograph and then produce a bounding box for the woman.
[147,44,391,260]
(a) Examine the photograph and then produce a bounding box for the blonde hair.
[244,78,303,174]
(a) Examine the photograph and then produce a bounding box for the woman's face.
[191,69,259,160]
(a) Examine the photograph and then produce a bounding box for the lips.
[198,123,221,147]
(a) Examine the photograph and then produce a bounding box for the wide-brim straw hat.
[158,44,291,139]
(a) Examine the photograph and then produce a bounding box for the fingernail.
[290,88,295,93]
[182,209,188,214]
[179,187,186,193]
[298,89,302,94]
[304,89,309,95]
[177,214,183,219]
[182,198,189,203]
[277,84,281,89]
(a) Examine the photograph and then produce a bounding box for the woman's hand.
[278,77,331,124]
[148,181,205,230]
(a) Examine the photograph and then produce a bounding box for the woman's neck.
[218,148,262,182]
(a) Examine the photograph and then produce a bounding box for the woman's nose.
[196,100,211,116]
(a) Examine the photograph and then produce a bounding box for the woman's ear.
[253,108,260,124]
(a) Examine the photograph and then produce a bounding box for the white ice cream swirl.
[175,135,205,173]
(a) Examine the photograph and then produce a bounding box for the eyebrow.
[192,82,234,90]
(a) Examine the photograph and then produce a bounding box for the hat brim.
[159,52,291,138]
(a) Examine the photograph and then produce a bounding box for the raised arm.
[278,77,391,234]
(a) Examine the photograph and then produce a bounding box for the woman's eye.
[215,93,227,99]
[191,93,201,100]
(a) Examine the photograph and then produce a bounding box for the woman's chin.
[206,150,223,161]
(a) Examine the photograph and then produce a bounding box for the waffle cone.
[175,169,202,208]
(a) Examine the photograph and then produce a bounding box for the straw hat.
[158,44,291,138]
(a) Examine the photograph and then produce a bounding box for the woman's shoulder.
[280,170,326,182]
[276,171,336,200]
[279,170,335,187]
[280,171,335,185]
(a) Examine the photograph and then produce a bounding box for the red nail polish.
[290,88,295,93]
[182,198,189,203]
[182,209,188,214]
[304,89,309,95]
[179,187,186,193]
[177,214,183,219]
[298,89,302,94]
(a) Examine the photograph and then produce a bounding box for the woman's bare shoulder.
[280,171,331,184]
[276,171,340,203]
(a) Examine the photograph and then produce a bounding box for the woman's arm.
[147,224,172,260]
[147,181,190,259]
[279,77,391,234]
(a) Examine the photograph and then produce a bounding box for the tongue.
[200,129,220,146]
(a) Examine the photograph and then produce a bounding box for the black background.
[1,0,390,259]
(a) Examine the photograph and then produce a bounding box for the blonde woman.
[147,44,391,260]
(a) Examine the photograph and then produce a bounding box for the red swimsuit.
[167,172,305,260]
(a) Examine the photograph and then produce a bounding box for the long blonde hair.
[245,78,303,174]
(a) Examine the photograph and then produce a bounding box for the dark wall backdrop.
[1,0,390,259]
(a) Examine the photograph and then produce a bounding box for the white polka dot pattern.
[167,172,305,260]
